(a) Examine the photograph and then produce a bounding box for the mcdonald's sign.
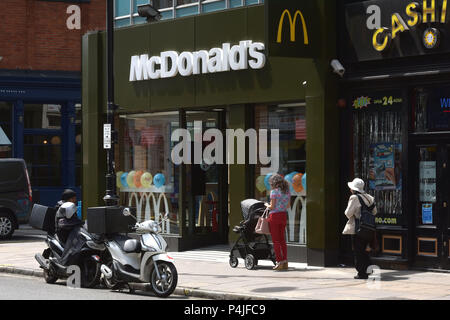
[266,0,321,58]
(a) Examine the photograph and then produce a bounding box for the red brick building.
[0,0,105,70]
[0,0,105,207]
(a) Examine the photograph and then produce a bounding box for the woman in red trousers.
[265,174,291,271]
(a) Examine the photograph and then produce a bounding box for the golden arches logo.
[276,9,309,45]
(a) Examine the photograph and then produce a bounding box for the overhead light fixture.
[138,4,162,22]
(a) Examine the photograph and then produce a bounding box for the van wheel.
[0,213,14,240]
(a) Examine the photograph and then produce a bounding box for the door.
[413,142,450,269]
[184,110,228,243]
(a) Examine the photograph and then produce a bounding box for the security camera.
[138,4,162,22]
[330,59,345,77]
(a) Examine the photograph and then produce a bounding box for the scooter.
[35,225,106,288]
[100,208,178,298]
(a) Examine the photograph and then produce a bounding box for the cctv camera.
[138,4,162,22]
[331,59,345,77]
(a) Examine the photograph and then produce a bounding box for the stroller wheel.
[229,256,238,268]
[245,254,257,270]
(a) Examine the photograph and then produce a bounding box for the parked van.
[0,159,32,240]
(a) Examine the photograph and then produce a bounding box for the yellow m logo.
[276,9,309,45]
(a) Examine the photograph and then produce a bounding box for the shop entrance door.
[185,110,228,244]
[413,141,450,269]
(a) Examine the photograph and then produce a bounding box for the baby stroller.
[229,199,276,270]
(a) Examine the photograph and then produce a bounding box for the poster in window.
[419,161,437,203]
[369,143,401,190]
[422,203,433,225]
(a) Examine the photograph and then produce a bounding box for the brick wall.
[0,0,106,71]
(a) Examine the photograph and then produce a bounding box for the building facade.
[339,0,450,270]
[82,1,340,266]
[0,0,105,206]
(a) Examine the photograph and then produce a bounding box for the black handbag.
[355,194,376,242]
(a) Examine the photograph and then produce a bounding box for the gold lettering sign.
[277,9,309,45]
[372,0,448,51]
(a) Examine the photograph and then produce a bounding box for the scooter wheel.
[229,256,238,268]
[150,261,178,298]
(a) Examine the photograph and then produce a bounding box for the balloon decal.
[121,172,129,188]
[264,173,274,191]
[153,173,166,188]
[140,172,153,188]
[126,171,136,188]
[256,175,266,193]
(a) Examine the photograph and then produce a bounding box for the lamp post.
[103,0,119,206]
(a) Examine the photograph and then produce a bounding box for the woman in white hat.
[343,178,377,279]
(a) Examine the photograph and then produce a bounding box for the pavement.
[2,231,450,300]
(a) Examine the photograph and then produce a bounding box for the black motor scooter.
[31,203,106,288]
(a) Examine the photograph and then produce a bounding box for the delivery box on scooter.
[86,206,136,234]
[29,204,56,234]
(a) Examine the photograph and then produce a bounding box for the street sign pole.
[104,0,119,206]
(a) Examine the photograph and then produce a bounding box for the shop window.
[24,104,61,129]
[119,112,180,235]
[24,134,62,187]
[0,102,12,158]
[412,86,450,133]
[352,93,403,220]
[254,103,307,245]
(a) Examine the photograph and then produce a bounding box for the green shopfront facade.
[82,2,339,266]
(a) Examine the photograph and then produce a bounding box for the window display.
[119,112,180,235]
[352,99,403,220]
[254,103,307,244]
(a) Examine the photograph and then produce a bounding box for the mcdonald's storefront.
[82,1,341,266]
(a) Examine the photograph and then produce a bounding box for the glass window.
[115,0,131,16]
[0,102,12,158]
[353,108,403,216]
[119,112,180,235]
[134,0,150,13]
[153,0,173,9]
[24,134,62,186]
[413,86,450,133]
[254,103,307,244]
[24,104,61,129]
[177,0,198,5]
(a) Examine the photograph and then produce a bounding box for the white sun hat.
[347,178,365,193]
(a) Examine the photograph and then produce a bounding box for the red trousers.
[267,212,287,262]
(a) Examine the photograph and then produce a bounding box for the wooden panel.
[382,235,402,255]
[417,237,438,257]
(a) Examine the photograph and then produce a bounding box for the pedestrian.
[265,174,290,271]
[343,178,377,279]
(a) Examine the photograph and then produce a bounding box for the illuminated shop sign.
[371,0,447,52]
[129,40,266,81]
[344,0,450,62]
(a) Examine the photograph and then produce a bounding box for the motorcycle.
[100,208,178,298]
[35,224,106,288]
